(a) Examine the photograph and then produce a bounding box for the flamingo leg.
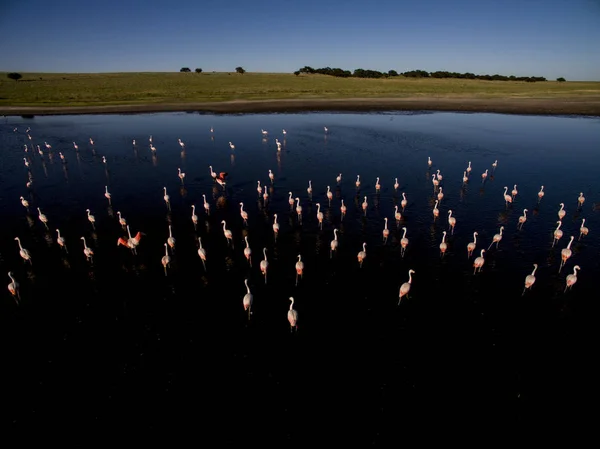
[201,260,206,271]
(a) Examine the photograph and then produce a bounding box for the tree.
[7,72,22,81]
[557,77,566,82]
[388,70,399,77]
[195,68,203,73]
[294,71,300,76]
[235,66,246,74]
[180,67,191,72]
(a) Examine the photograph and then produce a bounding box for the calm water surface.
[1,112,599,438]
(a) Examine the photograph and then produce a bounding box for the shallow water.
[1,111,599,438]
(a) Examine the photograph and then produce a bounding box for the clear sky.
[1,0,599,80]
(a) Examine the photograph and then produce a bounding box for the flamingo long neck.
[298,255,301,262]
[408,271,413,283]
[481,250,485,257]
[290,298,294,309]
[567,236,574,249]
[263,248,267,260]
[499,228,503,236]
[288,193,292,201]
[473,233,477,243]
[169,226,173,237]
[504,187,508,195]
[557,222,562,230]
[245,280,250,293]
[362,243,367,252]
[523,210,527,217]
[82,238,86,247]
[442,233,446,243]
[532,266,538,276]
[448,211,452,218]
[581,219,586,226]
[317,204,321,213]
[434,201,438,209]
[334,229,338,240]
[245,237,249,247]
[165,245,168,256]
[222,222,227,232]
[274,215,278,224]
[384,218,388,230]
[57,230,61,238]
[402,228,407,239]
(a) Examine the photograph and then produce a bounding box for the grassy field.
[1,72,599,108]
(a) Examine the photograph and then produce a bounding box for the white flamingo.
[398,269,415,304]
[326,186,333,206]
[511,184,518,199]
[56,229,67,253]
[7,272,20,303]
[273,214,280,240]
[553,221,563,247]
[383,217,390,243]
[117,211,127,227]
[466,161,472,173]
[80,237,94,263]
[473,250,485,274]
[394,178,399,190]
[395,205,401,222]
[203,194,210,215]
[362,196,368,215]
[15,237,32,264]
[375,177,381,192]
[437,186,444,202]
[37,207,48,228]
[336,173,342,184]
[244,236,252,266]
[400,227,409,257]
[161,243,170,276]
[558,203,566,220]
[357,242,367,268]
[191,205,198,229]
[295,255,304,286]
[355,175,361,188]
[260,248,269,284]
[239,202,248,225]
[295,198,302,221]
[467,232,478,257]
[268,169,274,183]
[288,192,295,209]
[401,192,408,211]
[340,199,347,217]
[178,168,185,183]
[104,186,111,204]
[221,220,233,246]
[564,265,580,293]
[307,180,312,196]
[288,297,298,331]
[503,186,512,206]
[198,237,207,271]
[523,264,538,295]
[578,192,585,208]
[243,279,253,320]
[433,200,439,219]
[163,187,170,209]
[439,231,448,257]
[86,208,96,228]
[20,196,29,209]
[538,185,545,201]
[448,210,456,234]
[330,228,339,258]
[167,225,176,250]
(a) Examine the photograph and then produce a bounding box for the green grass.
[1,72,599,107]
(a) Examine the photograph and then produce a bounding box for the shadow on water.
[1,112,599,438]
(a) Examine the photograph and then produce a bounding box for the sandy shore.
[2,97,600,116]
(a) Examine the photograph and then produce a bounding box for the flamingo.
[538,185,545,201]
[523,264,538,295]
[336,173,342,184]
[466,161,472,173]
[257,181,263,195]
[316,203,323,230]
[488,226,504,250]
[191,205,198,229]
[288,297,298,331]
[104,185,112,204]
[433,200,439,219]
[559,236,575,272]
[437,187,444,202]
[282,129,287,135]
[579,219,589,240]
[178,168,185,183]
[439,231,448,257]
[481,169,488,182]
[511,184,518,199]
[295,198,302,221]
[273,214,280,239]
[288,192,295,209]
[261,129,268,136]
[362,196,368,215]
[80,237,94,262]
[436,169,443,181]
[229,142,235,150]
[432,174,439,189]
[167,225,176,250]
[209,165,217,180]
[357,242,367,268]
[23,158,30,168]
[163,187,170,209]
[37,207,49,228]
[56,229,67,253]
[401,192,408,211]
[473,249,485,274]
[221,220,233,246]
[398,269,415,304]
[375,177,381,192]
[518,209,528,230]
[260,248,269,284]
[59,152,66,162]
[467,232,478,257]
[243,279,253,320]
[326,186,333,205]
[340,199,347,216]
[324,126,328,133]
[244,236,252,266]
[462,171,468,184]
[86,208,96,228]
[45,141,52,149]
[428,157,432,167]
[161,243,171,276]
[102,156,107,164]
[178,138,185,148]
[295,255,304,286]
[73,142,78,150]
[7,272,20,303]
[400,227,409,257]
[448,210,456,234]
[503,186,512,206]
[20,196,29,209]
[355,175,361,188]
[239,202,248,225]
[395,205,402,222]
[307,180,312,196]
[15,237,32,264]
[558,203,566,220]
[578,192,585,208]
[330,228,339,258]
[268,169,274,183]
[553,221,564,247]
[492,160,498,169]
[203,194,210,215]
[383,217,390,243]
[564,265,581,293]
[198,237,207,271]
[117,211,127,227]
[392,177,399,190]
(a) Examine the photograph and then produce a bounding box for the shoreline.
[2,97,600,116]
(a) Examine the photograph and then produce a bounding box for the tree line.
[179,67,246,74]
[294,66,564,82]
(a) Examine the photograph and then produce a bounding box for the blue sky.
[1,0,599,80]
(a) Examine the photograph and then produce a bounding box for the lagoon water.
[1,111,599,438]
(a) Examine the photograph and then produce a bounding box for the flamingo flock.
[4,123,594,328]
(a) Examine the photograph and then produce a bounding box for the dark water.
[1,112,599,438]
